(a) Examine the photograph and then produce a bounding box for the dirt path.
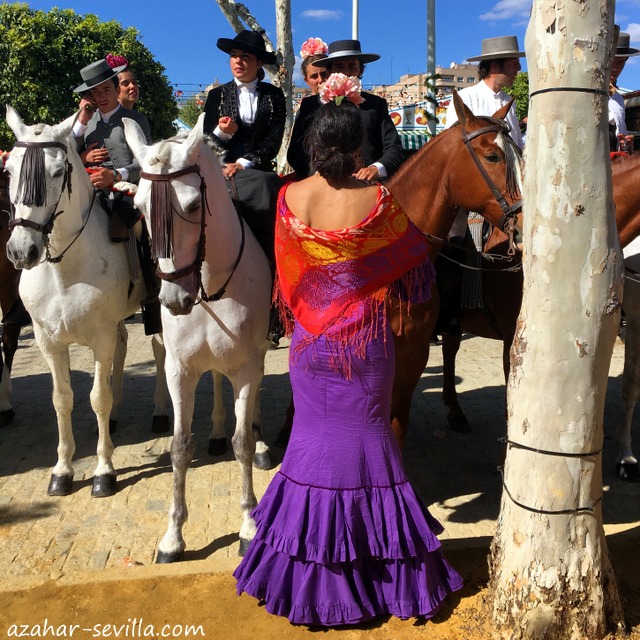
[1,535,638,639]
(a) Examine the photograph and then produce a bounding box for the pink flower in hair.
[106,54,129,69]
[300,37,328,59]
[319,73,364,106]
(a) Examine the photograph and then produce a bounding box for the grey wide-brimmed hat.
[74,59,127,93]
[216,29,277,65]
[467,35,525,62]
[313,39,380,67]
[616,32,640,57]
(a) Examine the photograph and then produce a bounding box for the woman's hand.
[218,116,238,135]
[223,162,244,178]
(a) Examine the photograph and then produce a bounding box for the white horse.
[123,113,272,562]
[4,105,168,497]
[617,239,640,482]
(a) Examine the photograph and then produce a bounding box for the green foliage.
[0,3,178,148]
[503,71,529,122]
[178,96,205,129]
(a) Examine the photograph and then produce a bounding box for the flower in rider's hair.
[319,73,364,106]
[300,37,328,59]
[106,54,129,69]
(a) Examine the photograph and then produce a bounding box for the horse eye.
[485,153,501,163]
[185,199,200,214]
[51,168,64,178]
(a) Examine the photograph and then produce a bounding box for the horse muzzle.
[6,229,43,269]
[159,280,196,316]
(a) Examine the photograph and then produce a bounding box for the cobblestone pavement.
[0,315,638,591]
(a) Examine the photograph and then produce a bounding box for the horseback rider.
[72,58,161,334]
[203,30,286,345]
[609,29,638,153]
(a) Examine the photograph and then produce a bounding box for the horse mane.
[611,152,640,176]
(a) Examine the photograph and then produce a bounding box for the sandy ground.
[0,535,638,640]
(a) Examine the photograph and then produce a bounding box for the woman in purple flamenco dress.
[234,73,463,626]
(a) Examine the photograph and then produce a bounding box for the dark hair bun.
[304,100,363,183]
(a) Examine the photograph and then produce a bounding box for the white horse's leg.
[617,294,640,481]
[208,370,227,456]
[156,365,198,563]
[251,378,272,471]
[90,335,118,497]
[36,330,76,496]
[0,356,13,421]
[150,333,171,433]
[108,320,127,433]
[230,372,261,556]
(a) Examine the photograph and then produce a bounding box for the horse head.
[4,106,80,269]
[450,91,523,235]
[125,113,209,315]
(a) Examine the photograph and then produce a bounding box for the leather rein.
[140,165,245,303]
[459,118,523,256]
[8,140,95,263]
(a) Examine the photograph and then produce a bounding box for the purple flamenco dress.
[234,185,463,626]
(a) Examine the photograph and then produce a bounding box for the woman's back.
[284,174,379,231]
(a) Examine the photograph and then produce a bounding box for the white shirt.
[445,80,524,149]
[213,77,260,169]
[609,91,627,138]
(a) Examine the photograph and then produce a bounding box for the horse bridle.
[140,165,245,303]
[8,140,95,263]
[458,117,523,255]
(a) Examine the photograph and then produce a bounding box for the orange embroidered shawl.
[274,183,434,345]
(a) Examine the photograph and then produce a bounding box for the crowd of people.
[67,24,634,627]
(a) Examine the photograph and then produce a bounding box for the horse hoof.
[91,474,117,497]
[238,538,252,557]
[208,438,227,456]
[151,414,171,434]
[253,450,273,471]
[273,428,291,449]
[447,412,472,433]
[616,461,640,482]
[48,474,73,496]
[0,409,15,428]
[109,419,118,434]
[155,549,184,564]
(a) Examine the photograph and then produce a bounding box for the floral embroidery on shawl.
[274,183,435,377]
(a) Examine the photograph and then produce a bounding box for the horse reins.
[8,140,95,263]
[458,118,523,255]
[141,165,246,303]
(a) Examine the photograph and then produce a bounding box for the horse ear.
[182,113,205,162]
[492,98,514,121]
[123,117,149,163]
[6,105,28,139]
[452,91,477,129]
[54,113,79,138]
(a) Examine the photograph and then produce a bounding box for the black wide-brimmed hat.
[616,32,640,57]
[313,39,380,67]
[74,58,127,93]
[216,29,276,65]
[467,35,525,62]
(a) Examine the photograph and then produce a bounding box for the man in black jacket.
[287,39,404,180]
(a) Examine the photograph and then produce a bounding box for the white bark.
[488,2,625,639]
[215,0,294,170]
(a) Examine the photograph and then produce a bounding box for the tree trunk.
[487,2,626,639]
[274,0,294,172]
[215,0,294,171]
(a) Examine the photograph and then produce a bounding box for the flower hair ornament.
[319,73,365,106]
[106,54,129,69]
[300,37,328,59]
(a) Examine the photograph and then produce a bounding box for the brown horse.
[438,152,640,478]
[275,93,523,448]
[0,171,29,427]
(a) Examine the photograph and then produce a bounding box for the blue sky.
[10,0,640,93]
